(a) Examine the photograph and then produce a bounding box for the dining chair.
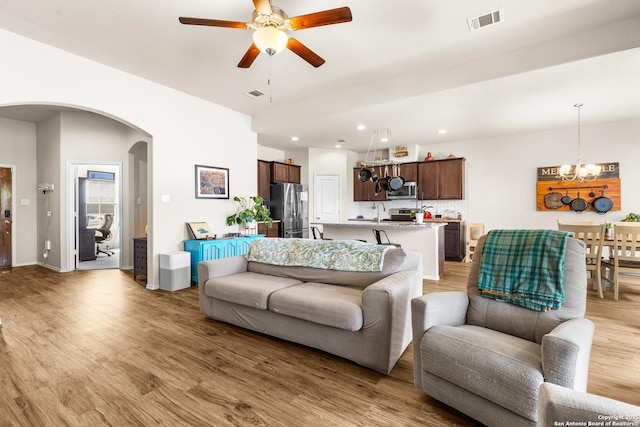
[601,224,640,300]
[557,223,605,298]
[464,222,484,263]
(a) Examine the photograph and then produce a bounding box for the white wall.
[0,28,257,286]
[0,118,37,266]
[36,113,62,269]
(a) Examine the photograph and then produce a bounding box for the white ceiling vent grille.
[467,9,503,32]
[244,90,265,99]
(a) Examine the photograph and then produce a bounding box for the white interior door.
[314,174,341,224]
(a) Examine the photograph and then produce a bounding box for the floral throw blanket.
[247,238,391,272]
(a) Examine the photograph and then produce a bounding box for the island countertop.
[316,220,448,230]
[318,221,446,280]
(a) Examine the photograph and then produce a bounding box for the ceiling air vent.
[244,89,265,99]
[467,9,503,32]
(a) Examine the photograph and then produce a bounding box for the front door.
[0,167,12,267]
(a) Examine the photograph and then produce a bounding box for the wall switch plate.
[21,199,30,205]
[161,194,170,203]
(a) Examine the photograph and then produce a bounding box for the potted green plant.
[605,222,612,239]
[226,196,273,231]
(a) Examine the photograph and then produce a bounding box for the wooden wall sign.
[536,162,620,212]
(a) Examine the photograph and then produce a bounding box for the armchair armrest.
[541,317,595,391]
[538,382,640,425]
[411,292,469,388]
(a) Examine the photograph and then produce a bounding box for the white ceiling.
[1,0,640,152]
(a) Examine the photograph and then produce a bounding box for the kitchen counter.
[317,221,446,280]
[349,217,461,222]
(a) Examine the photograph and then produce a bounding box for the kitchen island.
[318,221,446,280]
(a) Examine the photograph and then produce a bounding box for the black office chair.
[372,229,401,248]
[311,226,332,240]
[95,214,115,256]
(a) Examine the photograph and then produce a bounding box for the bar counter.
[317,220,447,280]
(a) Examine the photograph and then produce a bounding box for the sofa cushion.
[420,324,543,421]
[205,272,302,309]
[268,282,364,331]
[248,248,413,290]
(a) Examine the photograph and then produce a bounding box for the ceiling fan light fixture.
[253,26,288,56]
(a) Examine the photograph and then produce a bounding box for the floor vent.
[244,90,265,99]
[467,9,503,32]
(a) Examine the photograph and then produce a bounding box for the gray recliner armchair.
[538,383,640,426]
[412,235,595,426]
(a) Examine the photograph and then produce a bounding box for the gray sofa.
[198,239,423,374]
[412,235,595,426]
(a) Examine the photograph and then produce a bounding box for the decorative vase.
[244,220,258,235]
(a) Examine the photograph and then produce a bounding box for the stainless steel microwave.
[387,181,418,199]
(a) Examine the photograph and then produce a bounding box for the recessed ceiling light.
[291,136,299,141]
[356,125,366,131]
[438,129,448,134]
[380,137,389,143]
[335,144,342,148]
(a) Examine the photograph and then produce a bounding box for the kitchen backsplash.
[348,199,466,220]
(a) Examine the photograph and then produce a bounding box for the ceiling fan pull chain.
[268,53,273,103]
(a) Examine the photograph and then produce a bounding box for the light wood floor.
[0,263,638,426]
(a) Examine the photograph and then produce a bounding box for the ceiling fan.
[179,0,352,68]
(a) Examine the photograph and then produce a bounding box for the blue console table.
[184,235,264,284]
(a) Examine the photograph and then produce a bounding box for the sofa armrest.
[538,382,640,425]
[198,256,248,311]
[360,270,422,374]
[541,317,595,391]
[411,292,469,388]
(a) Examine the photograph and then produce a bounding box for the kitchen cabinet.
[271,161,301,184]
[258,221,280,237]
[417,158,465,200]
[353,168,386,201]
[257,160,271,200]
[399,162,418,183]
[444,222,465,262]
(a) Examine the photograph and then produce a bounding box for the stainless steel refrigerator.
[269,183,309,238]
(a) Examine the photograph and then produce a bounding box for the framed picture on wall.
[195,164,229,199]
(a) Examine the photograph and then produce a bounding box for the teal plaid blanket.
[247,238,391,272]
[477,229,572,311]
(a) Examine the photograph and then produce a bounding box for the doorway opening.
[73,163,122,270]
[0,166,14,268]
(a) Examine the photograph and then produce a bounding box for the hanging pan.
[358,167,372,182]
[561,191,572,205]
[570,191,588,213]
[388,164,404,191]
[592,190,613,214]
[544,191,563,209]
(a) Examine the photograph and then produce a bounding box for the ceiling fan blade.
[287,38,325,68]
[289,7,352,30]
[179,17,248,29]
[238,43,261,68]
[252,0,272,15]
